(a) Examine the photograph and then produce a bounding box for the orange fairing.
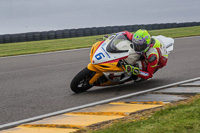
[90,41,103,63]
[87,41,125,84]
[88,41,124,72]
[88,61,124,72]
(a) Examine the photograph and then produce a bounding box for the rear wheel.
[70,67,95,93]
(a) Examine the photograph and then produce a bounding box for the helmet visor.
[133,42,148,53]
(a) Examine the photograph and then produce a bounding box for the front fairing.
[88,38,133,84]
[91,34,130,65]
[88,34,137,85]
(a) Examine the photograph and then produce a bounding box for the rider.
[118,29,169,81]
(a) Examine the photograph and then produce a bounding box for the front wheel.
[70,67,95,93]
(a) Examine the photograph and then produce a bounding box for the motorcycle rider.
[116,29,169,81]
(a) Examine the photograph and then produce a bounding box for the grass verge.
[0,26,200,57]
[78,95,200,133]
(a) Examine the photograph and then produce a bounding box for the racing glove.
[125,65,140,75]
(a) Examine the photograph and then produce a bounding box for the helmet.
[132,29,151,54]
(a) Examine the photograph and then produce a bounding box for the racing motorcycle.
[70,33,174,93]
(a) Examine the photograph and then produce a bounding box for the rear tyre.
[70,67,95,93]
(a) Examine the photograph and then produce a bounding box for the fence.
[0,22,199,44]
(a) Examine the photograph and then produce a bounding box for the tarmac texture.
[1,80,200,133]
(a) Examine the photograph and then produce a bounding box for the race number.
[95,52,105,60]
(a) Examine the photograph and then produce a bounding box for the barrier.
[48,31,56,39]
[76,29,84,37]
[84,28,91,36]
[19,33,27,42]
[0,22,199,44]
[40,31,48,40]
[11,34,19,42]
[63,29,70,38]
[55,30,63,39]
[97,27,105,35]
[0,36,3,43]
[33,32,41,41]
[91,27,98,35]
[69,29,77,37]
[125,25,133,32]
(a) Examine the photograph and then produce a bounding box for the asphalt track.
[0,36,200,125]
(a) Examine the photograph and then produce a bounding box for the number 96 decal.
[95,52,105,60]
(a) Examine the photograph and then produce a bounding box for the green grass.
[0,26,200,57]
[87,95,200,133]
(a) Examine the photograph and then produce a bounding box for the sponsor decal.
[140,71,149,76]
[101,47,111,58]
[166,43,173,48]
[101,42,106,47]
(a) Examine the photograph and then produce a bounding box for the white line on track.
[0,48,91,59]
[0,77,200,130]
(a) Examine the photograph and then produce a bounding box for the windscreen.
[106,34,130,53]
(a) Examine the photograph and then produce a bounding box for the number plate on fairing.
[92,38,129,64]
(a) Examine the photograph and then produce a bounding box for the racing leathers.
[121,31,169,80]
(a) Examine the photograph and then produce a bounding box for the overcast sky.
[0,0,200,34]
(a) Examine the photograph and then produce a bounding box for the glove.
[125,65,133,72]
[132,67,140,75]
[125,65,140,75]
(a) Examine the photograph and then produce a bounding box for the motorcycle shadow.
[73,79,163,95]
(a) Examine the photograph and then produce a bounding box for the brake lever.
[118,60,127,72]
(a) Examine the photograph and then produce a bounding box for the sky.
[0,0,200,34]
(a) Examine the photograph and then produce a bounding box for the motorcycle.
[70,33,174,93]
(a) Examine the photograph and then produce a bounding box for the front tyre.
[70,67,95,93]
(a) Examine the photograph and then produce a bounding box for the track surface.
[0,36,200,125]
